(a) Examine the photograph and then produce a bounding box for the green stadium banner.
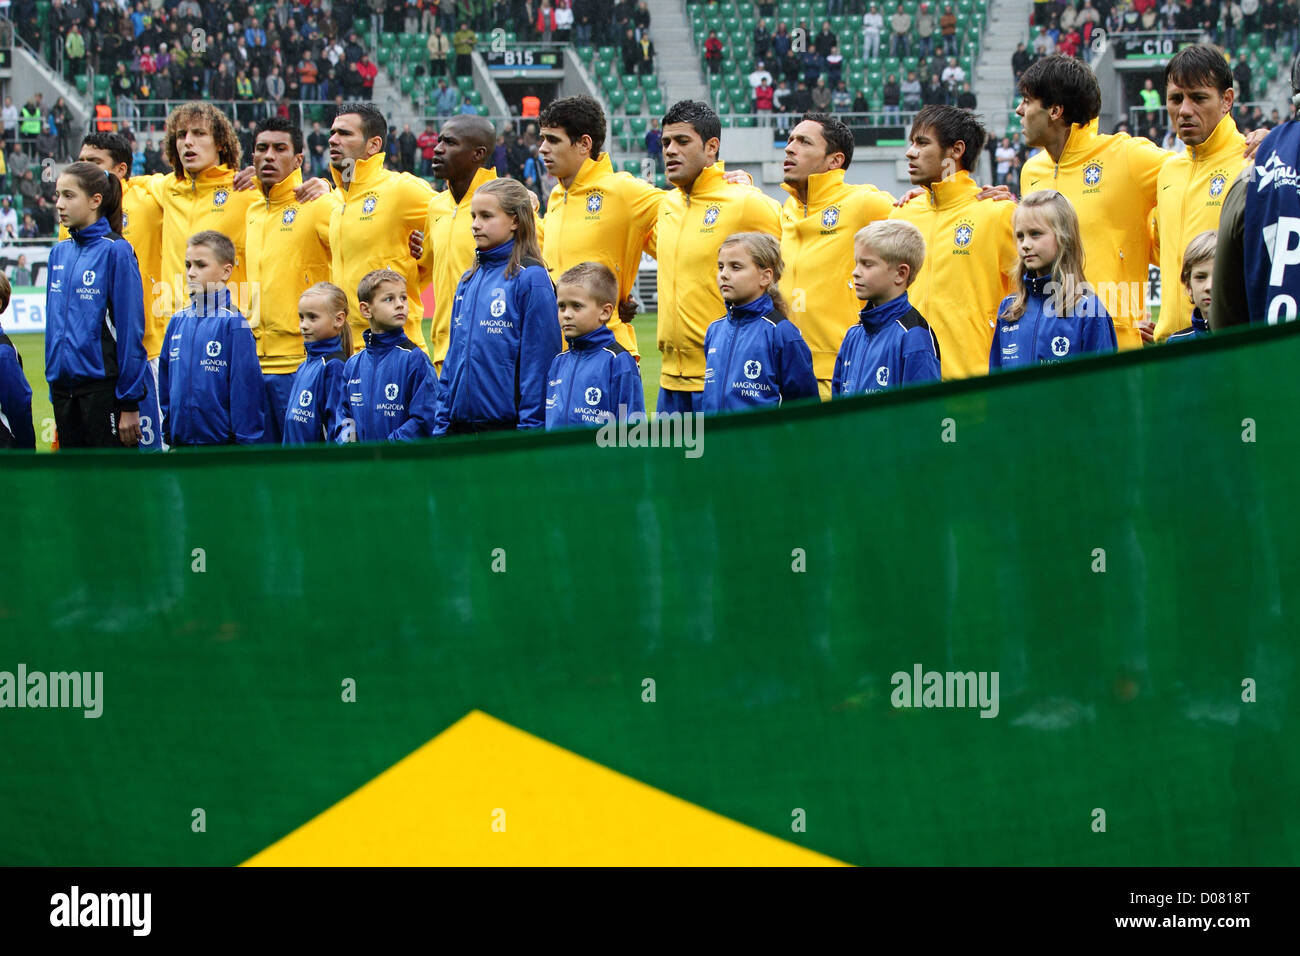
[1,324,1297,865]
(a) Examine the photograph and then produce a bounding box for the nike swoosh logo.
[1163,185,1173,190]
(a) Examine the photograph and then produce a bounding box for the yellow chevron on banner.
[244,710,843,866]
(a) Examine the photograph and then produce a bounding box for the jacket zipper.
[564,346,581,417]
[722,317,740,396]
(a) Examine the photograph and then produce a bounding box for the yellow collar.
[330,151,386,191]
[782,167,846,207]
[1187,113,1242,162]
[263,167,304,204]
[925,169,977,209]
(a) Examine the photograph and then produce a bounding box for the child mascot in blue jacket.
[337,269,440,442]
[990,191,1116,371]
[158,231,266,446]
[703,232,817,413]
[833,220,942,395]
[434,178,561,434]
[45,162,148,447]
[283,282,352,444]
[545,261,645,429]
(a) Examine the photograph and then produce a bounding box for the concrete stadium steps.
[648,0,709,105]
[974,0,1034,140]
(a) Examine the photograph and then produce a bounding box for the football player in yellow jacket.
[413,115,497,373]
[890,106,1018,380]
[655,100,782,412]
[538,95,665,359]
[73,131,168,449]
[1152,45,1249,341]
[1018,56,1174,350]
[328,103,434,355]
[245,116,343,442]
[140,103,262,326]
[779,113,895,398]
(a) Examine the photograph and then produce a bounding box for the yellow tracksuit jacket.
[328,152,434,353]
[144,165,257,324]
[245,168,342,375]
[655,163,782,391]
[890,169,1017,379]
[779,169,895,386]
[1152,113,1247,340]
[542,153,665,358]
[61,176,166,358]
[1021,120,1172,350]
[418,166,496,368]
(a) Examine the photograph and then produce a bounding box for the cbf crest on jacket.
[989,273,1117,371]
[158,288,265,445]
[701,293,818,413]
[338,328,439,442]
[544,324,645,430]
[434,239,562,433]
[44,216,149,409]
[832,292,941,396]
[282,335,348,444]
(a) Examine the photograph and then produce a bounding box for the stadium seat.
[625,88,645,112]
[400,76,414,96]
[74,76,88,96]
[655,173,668,189]
[608,88,626,110]
[457,75,474,93]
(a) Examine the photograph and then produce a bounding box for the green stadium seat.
[75,76,88,96]
[93,75,111,97]
[400,76,415,96]
[457,75,475,93]
[630,117,648,135]
[608,88,626,109]
[625,88,645,112]
[655,174,668,189]
[600,73,620,94]
[376,48,391,66]
[621,160,640,175]
[381,32,398,49]
[640,75,658,90]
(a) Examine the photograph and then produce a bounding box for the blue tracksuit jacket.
[158,289,265,445]
[338,328,439,442]
[1244,121,1300,325]
[434,239,561,434]
[282,335,349,444]
[1166,308,1210,344]
[544,324,645,429]
[0,327,35,449]
[989,273,1117,371]
[701,294,817,413]
[44,216,148,409]
[831,292,941,396]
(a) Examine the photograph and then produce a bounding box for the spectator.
[2,98,16,151]
[754,18,772,60]
[832,81,852,112]
[883,73,901,116]
[941,57,965,92]
[890,3,912,58]
[1233,54,1252,103]
[636,27,655,75]
[773,80,792,113]
[790,80,813,114]
[811,76,832,111]
[901,70,922,111]
[555,0,574,42]
[537,1,557,42]
[995,136,1016,183]
[705,30,723,74]
[863,4,883,60]
[801,48,823,85]
[749,62,774,90]
[1031,25,1054,57]
[854,89,871,113]
[1058,26,1082,59]
[453,23,476,76]
[621,27,640,75]
[266,66,286,103]
[435,78,459,119]
[1012,41,1032,82]
[773,21,792,58]
[428,25,450,77]
[1261,0,1279,47]
[815,20,838,57]
[956,82,976,110]
[940,5,959,56]
[10,252,32,282]
[298,55,319,101]
[144,138,165,175]
[645,117,663,172]
[357,52,378,99]
[64,23,85,81]
[922,72,946,106]
[0,198,17,237]
[1139,77,1162,115]
[632,0,651,41]
[826,45,844,87]
[411,121,435,178]
[916,3,935,58]
[398,123,418,173]
[755,76,775,123]
[18,168,38,204]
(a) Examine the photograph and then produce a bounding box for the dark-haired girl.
[45,161,148,447]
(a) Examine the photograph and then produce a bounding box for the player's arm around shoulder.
[855,182,896,222]
[745,187,783,237]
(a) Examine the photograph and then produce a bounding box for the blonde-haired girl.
[282,282,351,444]
[701,232,817,414]
[990,190,1116,371]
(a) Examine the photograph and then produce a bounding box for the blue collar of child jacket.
[568,325,616,351]
[475,238,515,267]
[69,217,111,243]
[858,292,912,332]
[362,327,411,352]
[725,293,775,323]
[305,335,343,357]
